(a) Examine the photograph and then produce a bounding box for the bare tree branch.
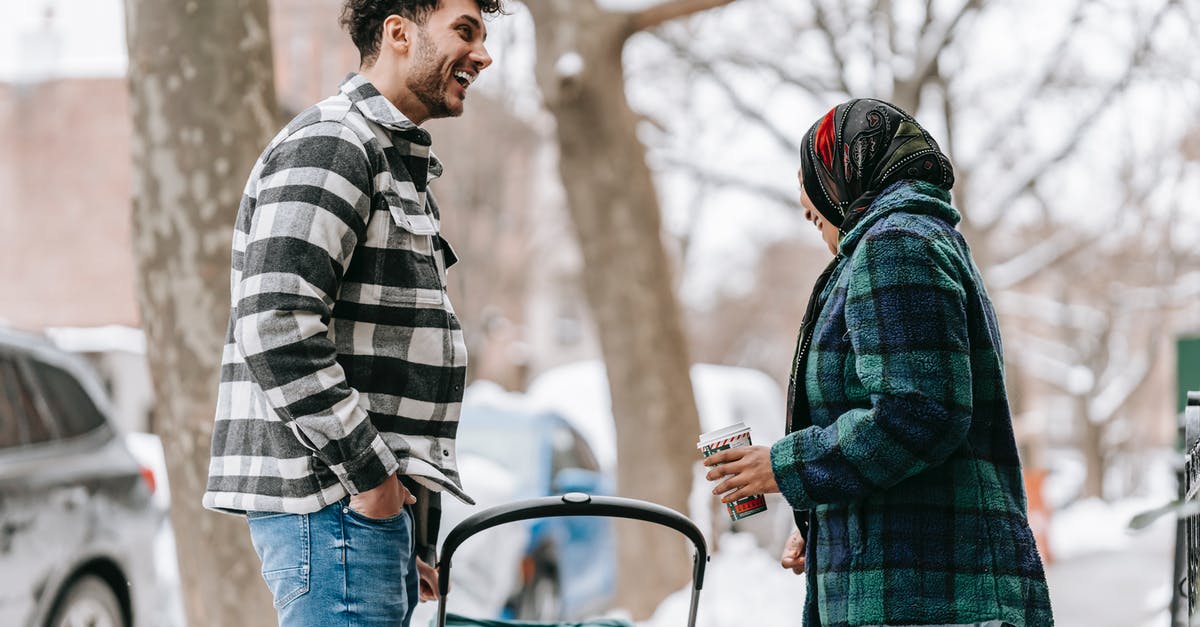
[965,0,1088,169]
[661,156,799,209]
[974,0,1180,224]
[1090,329,1160,425]
[1117,273,1200,310]
[871,0,896,92]
[629,0,741,32]
[813,0,855,95]
[995,291,1108,335]
[894,0,983,109]
[654,34,803,155]
[675,178,715,283]
[648,14,844,96]
[719,49,845,96]
[986,229,1094,291]
[1006,333,1088,394]
[707,76,803,154]
[919,0,937,47]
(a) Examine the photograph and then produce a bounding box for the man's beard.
[405,30,457,120]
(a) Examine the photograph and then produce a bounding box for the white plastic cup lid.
[696,421,751,448]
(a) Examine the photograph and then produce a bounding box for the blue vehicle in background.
[452,403,617,622]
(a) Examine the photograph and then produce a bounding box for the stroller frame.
[436,493,710,627]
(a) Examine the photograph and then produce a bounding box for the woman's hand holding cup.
[702,444,780,503]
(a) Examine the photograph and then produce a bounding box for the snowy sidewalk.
[1046,498,1176,627]
[641,496,1180,627]
[411,497,1180,627]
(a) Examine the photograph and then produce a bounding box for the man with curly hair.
[203,1,504,624]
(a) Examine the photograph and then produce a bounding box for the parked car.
[0,328,170,627]
[445,392,618,622]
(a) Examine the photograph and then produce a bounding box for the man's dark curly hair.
[341,0,505,66]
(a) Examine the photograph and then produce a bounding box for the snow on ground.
[630,493,1176,627]
[1049,495,1174,561]
[451,379,1182,626]
[1045,495,1175,627]
[636,452,1179,627]
[637,532,805,627]
[1045,447,1177,562]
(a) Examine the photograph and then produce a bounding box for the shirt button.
[442,449,450,457]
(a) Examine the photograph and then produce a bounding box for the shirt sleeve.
[770,226,973,509]
[232,121,399,495]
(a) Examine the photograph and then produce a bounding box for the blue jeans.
[246,497,419,626]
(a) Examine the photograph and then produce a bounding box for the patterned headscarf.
[799,98,954,231]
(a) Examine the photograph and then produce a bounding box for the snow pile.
[638,532,805,627]
[1049,495,1176,561]
[526,360,786,473]
[1046,449,1177,561]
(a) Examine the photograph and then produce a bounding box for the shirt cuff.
[771,433,814,511]
[335,433,402,495]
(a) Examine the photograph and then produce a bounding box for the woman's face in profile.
[799,171,840,256]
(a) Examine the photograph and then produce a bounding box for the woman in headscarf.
[703,99,1054,626]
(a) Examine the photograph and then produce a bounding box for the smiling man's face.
[405,0,492,121]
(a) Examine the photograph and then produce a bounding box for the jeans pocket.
[247,512,311,609]
[344,503,408,527]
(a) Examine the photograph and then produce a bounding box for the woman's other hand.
[780,529,806,574]
[416,557,440,601]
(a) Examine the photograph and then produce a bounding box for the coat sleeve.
[232,121,399,496]
[770,226,972,509]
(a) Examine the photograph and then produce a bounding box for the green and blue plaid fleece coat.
[771,181,1053,626]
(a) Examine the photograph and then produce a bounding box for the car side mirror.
[551,468,603,495]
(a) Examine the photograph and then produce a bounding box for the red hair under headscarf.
[813,107,838,173]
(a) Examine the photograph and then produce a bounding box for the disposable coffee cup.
[697,422,768,521]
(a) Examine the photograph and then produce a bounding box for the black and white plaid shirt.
[204,74,472,515]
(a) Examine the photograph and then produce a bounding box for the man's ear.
[381,14,412,56]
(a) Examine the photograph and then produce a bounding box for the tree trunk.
[526,0,703,617]
[123,1,278,624]
[1076,395,1106,500]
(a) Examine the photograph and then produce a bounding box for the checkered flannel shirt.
[204,74,472,515]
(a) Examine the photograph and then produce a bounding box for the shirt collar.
[340,73,426,137]
[339,73,443,181]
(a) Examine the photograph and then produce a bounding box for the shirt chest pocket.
[360,183,445,306]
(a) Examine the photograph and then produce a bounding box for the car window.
[0,356,27,448]
[569,429,600,472]
[26,360,107,439]
[0,355,53,447]
[550,424,600,474]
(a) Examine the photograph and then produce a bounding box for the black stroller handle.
[437,493,709,627]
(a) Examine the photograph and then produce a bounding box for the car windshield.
[455,417,540,486]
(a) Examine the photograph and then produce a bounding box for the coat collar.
[838,180,960,254]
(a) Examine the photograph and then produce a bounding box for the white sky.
[2,0,1193,306]
[0,0,127,81]
[0,0,652,82]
